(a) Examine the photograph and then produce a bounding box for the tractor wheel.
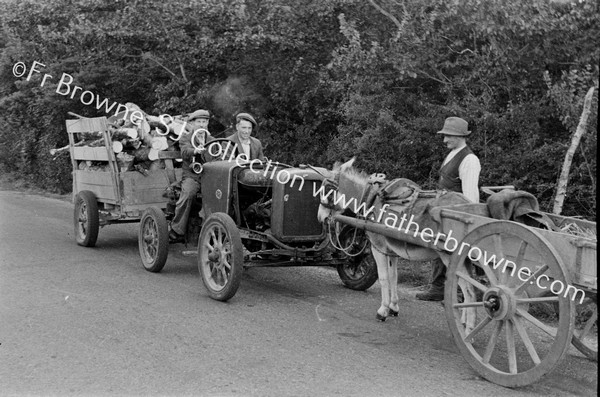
[198,213,243,301]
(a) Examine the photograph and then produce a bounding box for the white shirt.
[241,142,251,158]
[442,143,481,203]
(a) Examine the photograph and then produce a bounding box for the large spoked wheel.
[444,221,573,387]
[138,207,169,272]
[571,293,597,361]
[198,213,243,301]
[336,226,378,291]
[74,190,99,247]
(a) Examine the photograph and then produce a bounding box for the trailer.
[66,116,180,271]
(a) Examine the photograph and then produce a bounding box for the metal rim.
[199,222,234,292]
[340,259,369,281]
[140,215,160,265]
[76,199,88,239]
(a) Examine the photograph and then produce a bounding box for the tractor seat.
[237,168,272,187]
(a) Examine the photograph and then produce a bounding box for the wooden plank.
[573,273,597,290]
[75,170,114,187]
[73,147,110,161]
[535,227,596,287]
[572,245,597,289]
[158,151,182,159]
[65,117,108,134]
[122,203,169,211]
[74,168,183,206]
[546,213,596,232]
[579,248,597,279]
[101,129,122,207]
[120,170,180,206]
[73,170,118,202]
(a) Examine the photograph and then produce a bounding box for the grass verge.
[0,170,71,201]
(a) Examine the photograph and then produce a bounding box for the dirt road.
[0,191,596,396]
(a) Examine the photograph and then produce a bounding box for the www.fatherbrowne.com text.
[311,183,586,304]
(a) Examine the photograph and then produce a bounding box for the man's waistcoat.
[438,146,473,192]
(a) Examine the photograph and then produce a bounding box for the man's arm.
[200,134,215,162]
[178,131,196,162]
[180,130,208,162]
[459,154,481,203]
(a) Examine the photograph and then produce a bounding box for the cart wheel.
[444,221,573,387]
[138,207,169,272]
[198,213,243,301]
[74,190,99,247]
[571,293,597,361]
[336,227,378,291]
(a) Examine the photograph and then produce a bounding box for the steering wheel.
[203,138,240,162]
[265,160,293,168]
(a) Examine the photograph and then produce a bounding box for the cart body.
[67,116,181,223]
[332,198,596,387]
[437,203,596,293]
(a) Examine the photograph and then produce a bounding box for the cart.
[66,116,181,271]
[332,201,596,387]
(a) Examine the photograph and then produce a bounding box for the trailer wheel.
[74,190,99,247]
[198,213,243,301]
[444,221,573,387]
[336,226,378,291]
[138,207,169,272]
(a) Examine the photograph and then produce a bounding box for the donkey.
[317,158,476,326]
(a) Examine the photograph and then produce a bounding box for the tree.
[0,0,597,220]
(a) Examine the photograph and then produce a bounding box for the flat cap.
[188,109,210,121]
[236,112,257,128]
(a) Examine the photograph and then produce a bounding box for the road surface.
[0,191,597,396]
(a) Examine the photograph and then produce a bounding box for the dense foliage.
[0,0,597,219]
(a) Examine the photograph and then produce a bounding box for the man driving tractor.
[169,109,213,242]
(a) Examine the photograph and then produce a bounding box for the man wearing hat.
[169,109,214,241]
[416,116,481,301]
[226,112,265,161]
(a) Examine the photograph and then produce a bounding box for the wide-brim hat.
[188,109,210,121]
[436,117,471,136]
[236,112,257,128]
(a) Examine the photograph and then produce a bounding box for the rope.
[326,218,369,257]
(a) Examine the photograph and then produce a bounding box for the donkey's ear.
[339,157,356,172]
[321,169,333,179]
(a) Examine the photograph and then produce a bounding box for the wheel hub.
[208,247,220,262]
[483,286,516,320]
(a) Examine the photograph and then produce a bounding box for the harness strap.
[369,176,423,218]
[319,177,339,209]
[362,173,387,214]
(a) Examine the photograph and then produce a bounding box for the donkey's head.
[317,158,370,223]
